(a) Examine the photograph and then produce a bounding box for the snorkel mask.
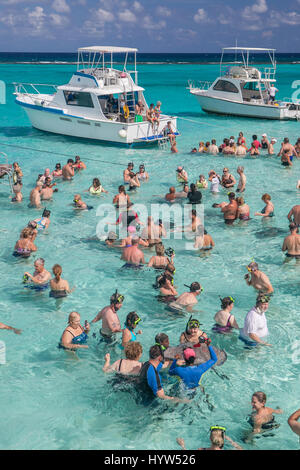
[133,316,141,326]
[210,425,226,434]
[186,315,201,333]
[110,290,124,305]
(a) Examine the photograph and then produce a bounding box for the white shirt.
[269,86,278,97]
[240,306,268,340]
[210,176,220,193]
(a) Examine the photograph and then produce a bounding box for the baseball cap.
[183,348,196,360]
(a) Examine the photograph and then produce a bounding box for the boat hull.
[16,99,178,145]
[191,91,291,120]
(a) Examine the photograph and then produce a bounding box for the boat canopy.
[220,46,276,79]
[78,46,138,54]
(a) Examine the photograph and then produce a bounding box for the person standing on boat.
[268,84,278,104]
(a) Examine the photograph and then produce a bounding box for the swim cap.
[183,348,196,360]
[176,166,183,172]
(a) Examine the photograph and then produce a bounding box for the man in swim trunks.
[62,159,75,180]
[91,291,123,340]
[169,282,202,311]
[282,223,300,263]
[288,409,300,437]
[165,187,176,203]
[24,258,51,286]
[40,177,56,200]
[239,294,271,346]
[278,137,296,160]
[29,182,42,208]
[214,192,238,225]
[194,228,215,251]
[244,262,274,294]
[123,162,134,183]
[121,236,145,266]
[287,204,300,227]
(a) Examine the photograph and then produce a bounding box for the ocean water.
[0,54,299,450]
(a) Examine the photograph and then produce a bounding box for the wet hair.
[125,311,140,330]
[191,209,197,217]
[125,341,142,360]
[155,243,165,256]
[262,193,271,201]
[165,263,175,274]
[21,227,31,239]
[119,185,126,194]
[190,183,196,193]
[252,391,267,404]
[228,192,235,200]
[55,163,61,169]
[190,282,201,292]
[289,223,299,232]
[67,159,74,164]
[158,273,173,287]
[220,296,234,309]
[236,197,244,206]
[93,178,101,187]
[149,344,163,359]
[52,264,62,281]
[283,137,289,143]
[252,135,258,140]
[42,209,51,218]
[211,139,216,144]
[155,333,169,345]
[210,429,224,448]
[35,258,45,266]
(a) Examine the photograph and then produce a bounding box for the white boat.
[13,46,179,146]
[188,47,300,120]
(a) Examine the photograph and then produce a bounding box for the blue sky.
[0,0,300,52]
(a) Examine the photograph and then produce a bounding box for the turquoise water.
[0,62,300,450]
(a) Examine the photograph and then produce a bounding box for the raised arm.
[288,409,300,436]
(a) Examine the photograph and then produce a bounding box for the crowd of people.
[2,130,300,450]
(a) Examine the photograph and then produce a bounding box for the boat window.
[213,80,239,93]
[64,91,94,108]
[243,82,259,91]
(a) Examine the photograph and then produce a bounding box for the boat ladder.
[158,137,169,150]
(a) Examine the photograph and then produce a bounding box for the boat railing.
[281,97,300,104]
[13,82,57,95]
[187,80,213,91]
[261,68,276,81]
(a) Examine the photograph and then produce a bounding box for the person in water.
[62,159,75,180]
[194,227,215,251]
[148,243,172,269]
[105,231,119,247]
[136,164,149,182]
[121,311,142,349]
[138,344,183,402]
[282,223,300,263]
[52,163,62,178]
[113,185,131,208]
[50,264,72,298]
[169,282,203,311]
[177,425,243,450]
[214,192,238,225]
[29,182,42,209]
[247,391,283,437]
[123,162,134,183]
[0,321,22,334]
[73,155,86,171]
[288,408,300,438]
[60,311,90,350]
[244,261,274,294]
[121,236,145,267]
[180,316,210,346]
[254,193,274,218]
[14,228,37,258]
[236,197,250,221]
[287,204,300,227]
[103,341,143,375]
[88,178,108,195]
[34,209,51,231]
[73,194,89,210]
[158,273,178,303]
[236,166,246,193]
[168,345,217,391]
[221,168,236,189]
[213,297,239,334]
[239,293,272,347]
[24,258,51,287]
[91,291,123,341]
[40,177,57,201]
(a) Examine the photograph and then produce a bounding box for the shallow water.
[0,61,299,450]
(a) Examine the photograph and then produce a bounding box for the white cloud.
[252,0,268,14]
[194,8,208,23]
[95,8,114,23]
[156,6,171,17]
[52,0,70,13]
[28,6,46,33]
[268,10,300,26]
[49,13,69,26]
[143,15,166,30]
[118,9,136,22]
[262,30,273,38]
[132,1,143,12]
[242,0,267,22]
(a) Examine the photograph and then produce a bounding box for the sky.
[0,0,300,52]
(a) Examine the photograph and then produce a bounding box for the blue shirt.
[168,346,217,389]
[142,361,163,396]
